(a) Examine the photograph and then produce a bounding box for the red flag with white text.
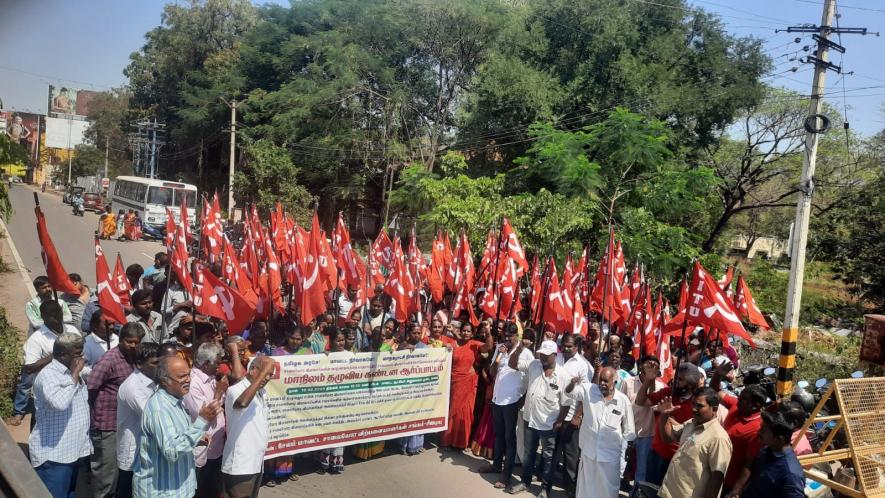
[94,239,127,324]
[35,206,80,294]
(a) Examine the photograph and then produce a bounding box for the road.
[5,185,163,289]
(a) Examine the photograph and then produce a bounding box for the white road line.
[0,217,37,300]
[142,252,155,261]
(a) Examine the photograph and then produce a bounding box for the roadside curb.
[0,217,37,300]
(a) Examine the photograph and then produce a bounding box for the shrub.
[0,307,22,418]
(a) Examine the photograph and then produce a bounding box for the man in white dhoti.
[566,367,635,498]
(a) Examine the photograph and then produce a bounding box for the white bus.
[109,176,198,227]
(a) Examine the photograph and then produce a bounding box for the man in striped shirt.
[133,356,222,498]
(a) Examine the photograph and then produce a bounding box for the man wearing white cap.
[508,340,570,498]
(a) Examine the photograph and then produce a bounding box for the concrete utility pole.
[224,99,239,219]
[776,0,869,396]
[66,119,73,185]
[104,136,109,180]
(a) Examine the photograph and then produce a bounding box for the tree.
[233,139,314,222]
[83,88,133,178]
[0,134,25,219]
[125,0,258,191]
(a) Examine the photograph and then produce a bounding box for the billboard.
[48,85,97,119]
[0,110,41,161]
[45,117,89,149]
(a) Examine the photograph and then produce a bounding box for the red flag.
[194,263,255,334]
[180,195,192,245]
[94,239,127,324]
[164,208,177,252]
[263,235,285,314]
[427,232,447,303]
[384,239,416,322]
[718,265,735,301]
[500,218,528,277]
[372,230,394,270]
[222,236,257,306]
[35,206,80,294]
[112,254,132,306]
[333,214,366,291]
[734,275,770,330]
[530,255,542,317]
[685,261,754,347]
[299,213,328,326]
[657,332,675,383]
[169,227,193,291]
[201,197,222,263]
[541,257,569,333]
[477,230,497,287]
[448,232,474,294]
[572,288,588,337]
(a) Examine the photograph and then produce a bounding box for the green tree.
[233,139,314,222]
[83,88,133,178]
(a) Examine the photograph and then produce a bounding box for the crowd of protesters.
[10,260,810,498]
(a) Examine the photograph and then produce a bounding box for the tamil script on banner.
[264,348,452,457]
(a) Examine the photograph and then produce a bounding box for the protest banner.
[264,348,452,458]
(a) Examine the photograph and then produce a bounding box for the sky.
[0,0,883,136]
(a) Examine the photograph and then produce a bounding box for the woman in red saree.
[441,321,492,449]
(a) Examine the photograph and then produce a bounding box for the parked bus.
[109,176,197,228]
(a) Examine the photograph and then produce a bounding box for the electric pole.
[223,98,239,219]
[776,0,870,396]
[104,136,109,180]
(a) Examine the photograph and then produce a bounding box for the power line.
[795,0,885,14]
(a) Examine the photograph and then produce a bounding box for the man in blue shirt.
[731,410,805,498]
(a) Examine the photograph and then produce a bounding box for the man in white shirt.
[11,301,81,426]
[555,333,593,495]
[30,332,92,497]
[222,355,275,498]
[478,323,534,492]
[567,367,636,498]
[84,309,119,366]
[115,342,161,498]
[510,340,570,498]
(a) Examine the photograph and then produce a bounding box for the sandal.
[265,480,279,488]
[493,481,508,489]
[288,474,300,482]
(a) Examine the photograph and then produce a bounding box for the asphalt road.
[5,185,163,289]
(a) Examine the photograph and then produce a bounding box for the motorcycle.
[72,202,85,217]
[141,223,164,242]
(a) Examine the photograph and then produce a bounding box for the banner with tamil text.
[264,348,451,457]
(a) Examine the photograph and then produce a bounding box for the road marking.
[142,252,155,261]
[0,217,37,300]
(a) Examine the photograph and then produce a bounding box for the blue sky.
[1,0,882,135]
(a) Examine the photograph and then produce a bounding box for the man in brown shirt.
[657,387,732,498]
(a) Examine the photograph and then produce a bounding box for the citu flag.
[112,253,132,306]
[372,230,394,270]
[169,226,193,291]
[477,230,497,287]
[180,195,192,245]
[500,218,528,277]
[529,254,542,317]
[572,288,588,337]
[222,236,257,307]
[193,262,255,334]
[384,238,416,322]
[426,231,447,303]
[35,206,80,294]
[332,214,366,291]
[94,238,127,324]
[540,257,569,333]
[164,208,177,252]
[684,261,754,347]
[201,197,222,263]
[734,275,770,330]
[299,212,329,326]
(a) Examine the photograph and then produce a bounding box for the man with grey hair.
[222,355,276,498]
[183,342,229,498]
[133,356,222,498]
[30,332,92,497]
[566,366,635,498]
[116,342,161,498]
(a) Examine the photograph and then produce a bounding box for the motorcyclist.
[72,191,85,215]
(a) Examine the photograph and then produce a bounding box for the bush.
[0,307,22,418]
[744,260,864,328]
